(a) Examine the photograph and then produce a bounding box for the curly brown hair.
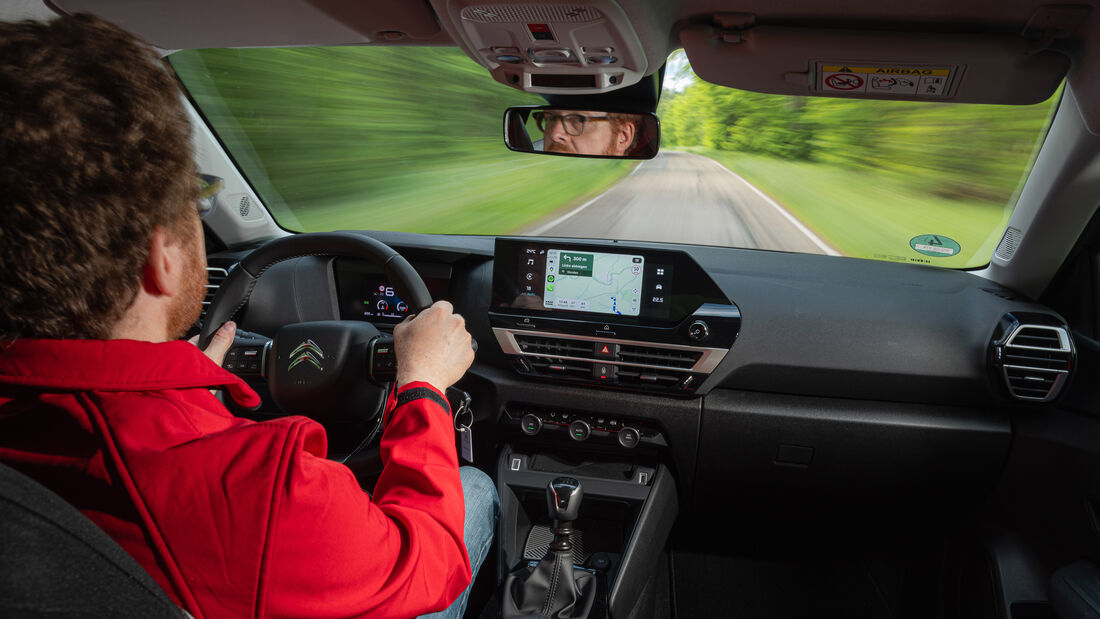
[0,14,199,341]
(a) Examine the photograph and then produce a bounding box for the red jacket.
[0,338,470,618]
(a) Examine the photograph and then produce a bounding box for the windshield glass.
[170,47,1058,269]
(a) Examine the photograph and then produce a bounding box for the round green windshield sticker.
[910,234,961,258]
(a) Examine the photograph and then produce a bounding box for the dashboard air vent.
[618,344,701,369]
[516,336,592,358]
[993,320,1074,402]
[200,267,229,325]
[499,329,727,394]
[512,334,707,372]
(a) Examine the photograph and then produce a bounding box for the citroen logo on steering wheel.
[288,339,324,372]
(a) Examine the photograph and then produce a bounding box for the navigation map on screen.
[543,249,643,316]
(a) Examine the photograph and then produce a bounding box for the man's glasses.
[532,111,612,137]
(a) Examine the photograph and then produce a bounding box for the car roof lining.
[37,0,1100,130]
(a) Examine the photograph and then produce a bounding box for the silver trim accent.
[261,340,272,379]
[492,327,728,374]
[202,267,230,306]
[1004,324,1073,352]
[1000,324,1073,402]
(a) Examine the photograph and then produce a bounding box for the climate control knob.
[520,414,542,436]
[569,419,591,442]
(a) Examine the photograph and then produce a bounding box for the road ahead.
[525,151,838,255]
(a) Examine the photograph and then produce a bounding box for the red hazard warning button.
[594,342,617,360]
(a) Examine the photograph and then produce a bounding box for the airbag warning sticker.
[818,63,957,97]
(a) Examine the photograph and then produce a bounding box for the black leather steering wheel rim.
[198,232,432,349]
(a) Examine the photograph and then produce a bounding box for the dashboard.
[205,229,1080,548]
[210,230,1074,408]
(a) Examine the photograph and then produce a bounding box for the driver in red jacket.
[0,14,498,619]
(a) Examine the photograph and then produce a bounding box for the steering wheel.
[198,232,433,432]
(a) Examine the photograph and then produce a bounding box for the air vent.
[513,334,706,371]
[615,367,682,387]
[516,336,592,358]
[200,267,229,325]
[498,328,728,394]
[994,323,1073,402]
[618,344,701,369]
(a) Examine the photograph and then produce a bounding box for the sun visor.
[50,0,444,49]
[680,24,1070,105]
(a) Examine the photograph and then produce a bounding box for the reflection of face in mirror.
[534,110,638,156]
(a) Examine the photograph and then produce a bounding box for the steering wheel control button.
[618,426,641,449]
[687,320,710,342]
[368,335,398,383]
[521,414,543,436]
[569,419,591,442]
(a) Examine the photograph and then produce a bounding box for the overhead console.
[431,0,650,94]
[490,238,739,395]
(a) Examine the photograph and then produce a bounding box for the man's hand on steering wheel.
[188,320,237,366]
[394,301,475,394]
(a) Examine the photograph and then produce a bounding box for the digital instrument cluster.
[334,259,449,324]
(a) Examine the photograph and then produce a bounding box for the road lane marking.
[527,160,647,235]
[701,156,840,256]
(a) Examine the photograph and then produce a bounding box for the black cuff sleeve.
[396,387,451,415]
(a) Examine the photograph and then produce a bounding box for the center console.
[487,238,735,616]
[489,238,741,395]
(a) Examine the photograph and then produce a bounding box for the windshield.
[170,47,1058,269]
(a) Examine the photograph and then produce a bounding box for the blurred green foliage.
[170,47,631,234]
[659,70,1058,204]
[695,149,1011,268]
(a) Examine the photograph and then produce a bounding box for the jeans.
[419,466,500,619]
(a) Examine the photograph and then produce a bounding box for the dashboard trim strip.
[492,327,729,374]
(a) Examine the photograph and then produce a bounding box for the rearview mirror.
[503,106,659,159]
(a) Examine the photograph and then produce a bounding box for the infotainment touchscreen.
[493,238,732,327]
[542,249,644,316]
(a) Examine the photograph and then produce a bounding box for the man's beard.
[167,241,207,340]
[546,139,618,156]
[546,142,575,154]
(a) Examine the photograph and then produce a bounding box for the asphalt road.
[526,151,838,255]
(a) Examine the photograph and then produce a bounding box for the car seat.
[0,461,189,618]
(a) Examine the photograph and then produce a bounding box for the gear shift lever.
[502,477,598,619]
[547,477,582,553]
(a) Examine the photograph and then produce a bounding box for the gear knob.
[546,477,583,522]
